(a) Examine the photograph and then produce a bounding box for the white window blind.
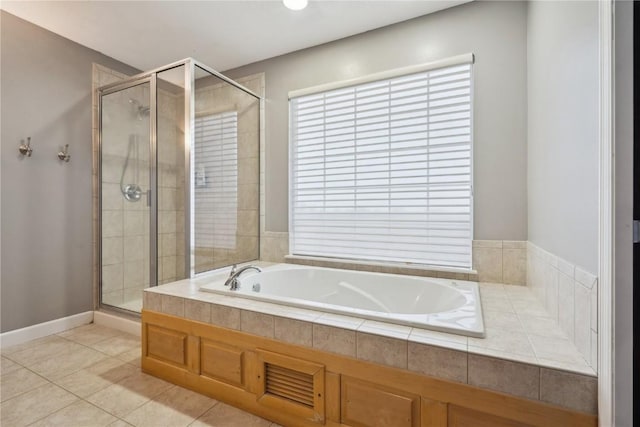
[289,60,473,268]
[194,112,238,250]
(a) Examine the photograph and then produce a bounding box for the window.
[194,111,238,250]
[289,55,473,268]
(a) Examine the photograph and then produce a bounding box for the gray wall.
[526,1,599,273]
[226,1,528,240]
[0,11,138,332]
[614,0,634,424]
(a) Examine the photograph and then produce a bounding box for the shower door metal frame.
[97,58,261,313]
[98,74,158,312]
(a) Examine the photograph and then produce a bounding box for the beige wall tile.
[123,261,144,289]
[160,211,177,234]
[557,272,575,340]
[356,332,407,369]
[161,234,177,257]
[237,210,259,237]
[161,295,185,317]
[123,236,145,262]
[238,157,259,185]
[468,354,539,400]
[312,324,356,357]
[408,342,467,383]
[274,317,313,347]
[102,210,123,238]
[502,240,526,249]
[575,267,597,289]
[472,240,503,248]
[574,282,592,364]
[260,233,289,263]
[502,248,526,285]
[143,292,162,312]
[102,264,123,292]
[539,368,597,414]
[209,305,241,330]
[240,310,274,338]
[238,184,259,210]
[185,300,211,323]
[102,237,123,266]
[472,247,503,282]
[590,285,598,332]
[162,256,177,282]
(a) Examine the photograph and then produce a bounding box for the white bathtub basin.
[199,264,484,337]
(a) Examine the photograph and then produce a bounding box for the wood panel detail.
[448,405,531,427]
[200,339,244,387]
[341,376,419,427]
[421,398,448,427]
[146,324,187,367]
[141,310,597,427]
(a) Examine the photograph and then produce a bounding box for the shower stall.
[98,59,260,313]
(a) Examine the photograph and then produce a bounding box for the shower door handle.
[147,189,152,207]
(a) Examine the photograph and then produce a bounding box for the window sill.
[283,255,478,281]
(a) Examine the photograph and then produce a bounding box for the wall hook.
[57,144,71,162]
[18,137,33,157]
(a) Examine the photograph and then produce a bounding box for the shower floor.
[116,298,142,313]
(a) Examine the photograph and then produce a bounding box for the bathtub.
[199,264,484,337]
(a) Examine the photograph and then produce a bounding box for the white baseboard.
[93,311,141,337]
[0,311,94,349]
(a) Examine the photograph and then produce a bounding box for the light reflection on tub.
[199,264,484,338]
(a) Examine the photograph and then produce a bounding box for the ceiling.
[1,0,470,73]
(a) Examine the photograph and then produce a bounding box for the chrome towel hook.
[57,144,71,162]
[18,137,33,157]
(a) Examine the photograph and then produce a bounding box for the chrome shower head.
[129,98,150,120]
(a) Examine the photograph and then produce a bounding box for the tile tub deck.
[143,264,597,415]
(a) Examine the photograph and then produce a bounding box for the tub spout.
[224,265,262,291]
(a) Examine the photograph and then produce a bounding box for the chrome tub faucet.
[224,264,262,291]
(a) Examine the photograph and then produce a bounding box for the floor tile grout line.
[0,372,55,406]
[22,394,82,427]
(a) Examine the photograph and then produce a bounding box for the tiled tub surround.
[261,236,526,285]
[143,269,596,415]
[527,242,598,371]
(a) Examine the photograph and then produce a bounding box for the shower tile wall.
[92,64,186,311]
[193,74,260,273]
[157,88,186,285]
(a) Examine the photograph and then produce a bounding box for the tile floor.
[0,324,280,427]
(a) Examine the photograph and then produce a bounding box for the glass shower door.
[100,80,153,312]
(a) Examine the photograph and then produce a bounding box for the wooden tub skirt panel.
[141,310,597,427]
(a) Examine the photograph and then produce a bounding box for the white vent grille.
[289,61,473,268]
